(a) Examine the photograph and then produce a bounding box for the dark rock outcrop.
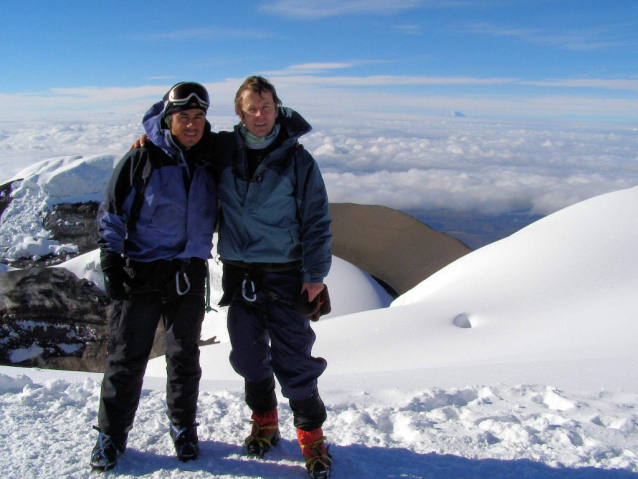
[42,202,100,255]
[0,267,111,372]
[0,181,14,219]
[8,201,100,269]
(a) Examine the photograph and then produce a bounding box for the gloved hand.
[296,284,331,322]
[100,251,130,301]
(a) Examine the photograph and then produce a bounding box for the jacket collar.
[234,106,312,150]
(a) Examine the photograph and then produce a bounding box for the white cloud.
[392,24,424,35]
[259,0,421,19]
[261,62,356,76]
[143,76,178,80]
[134,28,281,41]
[258,0,477,18]
[464,22,629,51]
[2,73,638,124]
[266,74,516,87]
[523,79,638,91]
[253,70,638,94]
[2,112,637,222]
[0,80,240,120]
[264,78,638,121]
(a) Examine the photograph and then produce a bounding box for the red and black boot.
[245,408,281,458]
[298,428,331,478]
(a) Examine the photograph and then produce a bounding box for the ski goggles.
[163,82,210,115]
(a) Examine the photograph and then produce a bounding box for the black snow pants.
[97,258,206,436]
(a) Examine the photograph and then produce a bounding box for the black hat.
[162,82,210,119]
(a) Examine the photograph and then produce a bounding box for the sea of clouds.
[1,114,637,223]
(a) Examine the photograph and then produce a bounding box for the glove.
[296,284,331,322]
[100,252,130,301]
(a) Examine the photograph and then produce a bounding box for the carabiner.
[242,278,257,302]
[176,271,191,295]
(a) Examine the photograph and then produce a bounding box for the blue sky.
[1,0,637,121]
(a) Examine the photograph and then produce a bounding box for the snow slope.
[1,179,638,476]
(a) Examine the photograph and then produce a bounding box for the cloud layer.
[2,114,636,219]
[306,116,638,215]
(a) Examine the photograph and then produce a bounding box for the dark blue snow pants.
[225,267,327,430]
[97,259,206,436]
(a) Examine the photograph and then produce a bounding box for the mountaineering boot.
[90,426,128,471]
[298,428,331,479]
[245,408,281,458]
[169,421,200,461]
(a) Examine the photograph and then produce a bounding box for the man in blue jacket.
[90,82,217,471]
[214,76,332,479]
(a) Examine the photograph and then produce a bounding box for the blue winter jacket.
[97,100,217,262]
[213,108,332,283]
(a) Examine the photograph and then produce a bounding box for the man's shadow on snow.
[113,439,638,478]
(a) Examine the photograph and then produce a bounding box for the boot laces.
[301,436,331,471]
[91,426,123,466]
[170,422,197,441]
[93,433,113,459]
[170,422,199,458]
[245,420,279,449]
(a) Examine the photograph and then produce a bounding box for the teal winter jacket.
[213,108,332,283]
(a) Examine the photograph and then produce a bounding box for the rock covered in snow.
[0,154,116,266]
[4,234,78,262]
[0,267,111,371]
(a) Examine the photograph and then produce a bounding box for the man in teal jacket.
[215,76,332,478]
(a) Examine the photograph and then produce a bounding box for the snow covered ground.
[1,184,638,477]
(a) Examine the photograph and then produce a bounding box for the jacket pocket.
[286,224,302,257]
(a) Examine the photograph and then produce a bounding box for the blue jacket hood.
[142,99,211,157]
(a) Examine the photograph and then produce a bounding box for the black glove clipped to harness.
[100,251,130,301]
[296,285,331,322]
